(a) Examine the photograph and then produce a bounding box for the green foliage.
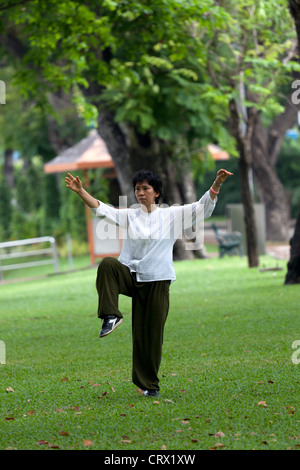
[1,0,234,149]
[58,168,109,244]
[206,0,297,118]
[59,174,87,244]
[9,207,39,241]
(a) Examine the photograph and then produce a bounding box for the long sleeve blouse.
[91,190,216,282]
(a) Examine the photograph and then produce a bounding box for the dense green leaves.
[1,0,297,141]
[1,0,233,146]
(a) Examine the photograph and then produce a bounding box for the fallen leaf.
[286,406,295,415]
[72,406,79,411]
[27,410,36,415]
[5,417,15,421]
[48,443,60,449]
[161,444,167,450]
[6,387,14,393]
[61,377,68,382]
[191,439,199,443]
[209,442,225,450]
[56,408,65,412]
[36,440,48,445]
[214,431,225,438]
[83,439,94,447]
[59,431,70,436]
[257,401,267,407]
[121,439,132,444]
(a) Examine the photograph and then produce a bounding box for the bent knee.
[97,256,119,273]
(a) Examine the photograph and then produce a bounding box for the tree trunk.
[286,0,300,284]
[285,213,300,284]
[251,106,294,241]
[97,110,136,205]
[228,100,259,267]
[238,148,259,267]
[3,149,14,189]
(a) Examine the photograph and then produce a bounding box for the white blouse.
[91,190,216,282]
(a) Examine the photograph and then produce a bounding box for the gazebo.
[207,144,230,161]
[44,129,121,264]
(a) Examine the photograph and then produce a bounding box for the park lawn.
[0,255,299,451]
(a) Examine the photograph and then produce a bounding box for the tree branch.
[0,0,34,12]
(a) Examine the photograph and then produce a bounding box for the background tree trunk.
[285,212,300,284]
[251,104,295,241]
[285,0,300,284]
[3,149,14,189]
[228,100,259,267]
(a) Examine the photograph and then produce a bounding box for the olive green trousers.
[96,257,170,391]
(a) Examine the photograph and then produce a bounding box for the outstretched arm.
[65,173,100,209]
[209,169,233,200]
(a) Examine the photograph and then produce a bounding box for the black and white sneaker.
[143,389,159,397]
[99,315,123,338]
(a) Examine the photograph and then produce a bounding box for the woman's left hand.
[215,169,233,185]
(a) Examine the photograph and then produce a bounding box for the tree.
[285,0,300,285]
[1,0,296,265]
[0,0,234,258]
[203,0,299,265]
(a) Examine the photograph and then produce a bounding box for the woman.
[65,168,232,397]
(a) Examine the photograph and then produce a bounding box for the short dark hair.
[132,169,163,204]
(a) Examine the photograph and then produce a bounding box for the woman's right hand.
[65,173,83,193]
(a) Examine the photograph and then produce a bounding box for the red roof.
[44,130,115,173]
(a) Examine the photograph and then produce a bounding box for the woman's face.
[134,179,159,211]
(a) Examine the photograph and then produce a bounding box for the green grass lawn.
[0,254,300,451]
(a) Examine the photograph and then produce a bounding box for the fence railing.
[0,236,59,281]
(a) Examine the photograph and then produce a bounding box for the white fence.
[0,236,59,281]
